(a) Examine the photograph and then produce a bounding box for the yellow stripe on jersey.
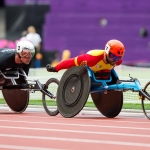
[87,49,104,56]
[74,57,79,66]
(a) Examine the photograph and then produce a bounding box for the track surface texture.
[0,105,149,150]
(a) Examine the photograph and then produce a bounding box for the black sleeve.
[0,49,16,70]
[0,49,30,75]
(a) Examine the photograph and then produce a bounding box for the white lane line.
[0,114,149,124]
[0,119,149,131]
[0,125,150,138]
[0,134,150,148]
[0,144,65,150]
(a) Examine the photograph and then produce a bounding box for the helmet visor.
[19,49,33,58]
[109,52,122,62]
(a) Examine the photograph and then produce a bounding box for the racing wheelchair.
[0,67,59,116]
[54,66,150,119]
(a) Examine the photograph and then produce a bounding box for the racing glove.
[46,64,57,72]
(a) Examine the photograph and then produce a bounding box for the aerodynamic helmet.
[105,39,125,57]
[16,40,35,57]
[104,39,125,62]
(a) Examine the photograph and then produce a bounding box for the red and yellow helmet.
[105,39,125,57]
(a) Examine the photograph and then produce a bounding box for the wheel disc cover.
[57,66,90,118]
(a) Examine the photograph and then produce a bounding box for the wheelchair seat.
[1,69,19,78]
[94,72,111,80]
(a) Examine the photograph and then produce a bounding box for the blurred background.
[0,0,150,68]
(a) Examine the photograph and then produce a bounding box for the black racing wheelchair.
[0,67,59,116]
[50,66,150,120]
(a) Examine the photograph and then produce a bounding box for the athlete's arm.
[55,53,103,71]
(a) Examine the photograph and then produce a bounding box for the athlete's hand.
[46,64,57,72]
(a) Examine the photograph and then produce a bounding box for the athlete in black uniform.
[0,40,35,75]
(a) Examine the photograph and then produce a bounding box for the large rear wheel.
[91,90,123,118]
[57,66,91,118]
[2,76,29,113]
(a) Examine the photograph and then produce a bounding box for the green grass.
[0,98,148,110]
[122,103,143,110]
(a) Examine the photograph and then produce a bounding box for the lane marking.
[0,119,149,131]
[0,114,149,124]
[0,114,150,124]
[0,144,65,150]
[0,134,150,147]
[0,125,150,138]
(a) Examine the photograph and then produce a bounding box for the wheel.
[2,76,29,113]
[57,66,91,118]
[91,69,123,118]
[42,78,59,116]
[91,91,123,118]
[141,81,150,119]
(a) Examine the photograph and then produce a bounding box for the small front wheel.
[42,78,59,116]
[141,81,150,120]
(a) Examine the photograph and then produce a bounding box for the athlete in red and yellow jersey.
[46,39,125,78]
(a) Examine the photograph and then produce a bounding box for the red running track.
[0,109,149,150]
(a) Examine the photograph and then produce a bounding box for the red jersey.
[55,49,122,73]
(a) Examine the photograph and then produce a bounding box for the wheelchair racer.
[46,39,125,79]
[0,40,35,75]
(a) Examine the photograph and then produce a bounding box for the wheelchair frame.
[0,67,59,116]
[87,66,150,119]
[88,68,143,93]
[56,66,150,119]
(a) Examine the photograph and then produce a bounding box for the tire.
[91,69,123,118]
[57,66,91,118]
[2,76,29,113]
[42,78,59,116]
[141,81,150,120]
[91,91,123,118]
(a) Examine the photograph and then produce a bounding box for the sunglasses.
[109,52,122,62]
[18,50,33,58]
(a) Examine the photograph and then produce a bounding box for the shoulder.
[87,49,105,56]
[35,33,42,40]
[0,48,16,53]
[26,33,32,37]
[35,33,41,37]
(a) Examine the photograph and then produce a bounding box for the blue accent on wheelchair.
[85,66,145,93]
